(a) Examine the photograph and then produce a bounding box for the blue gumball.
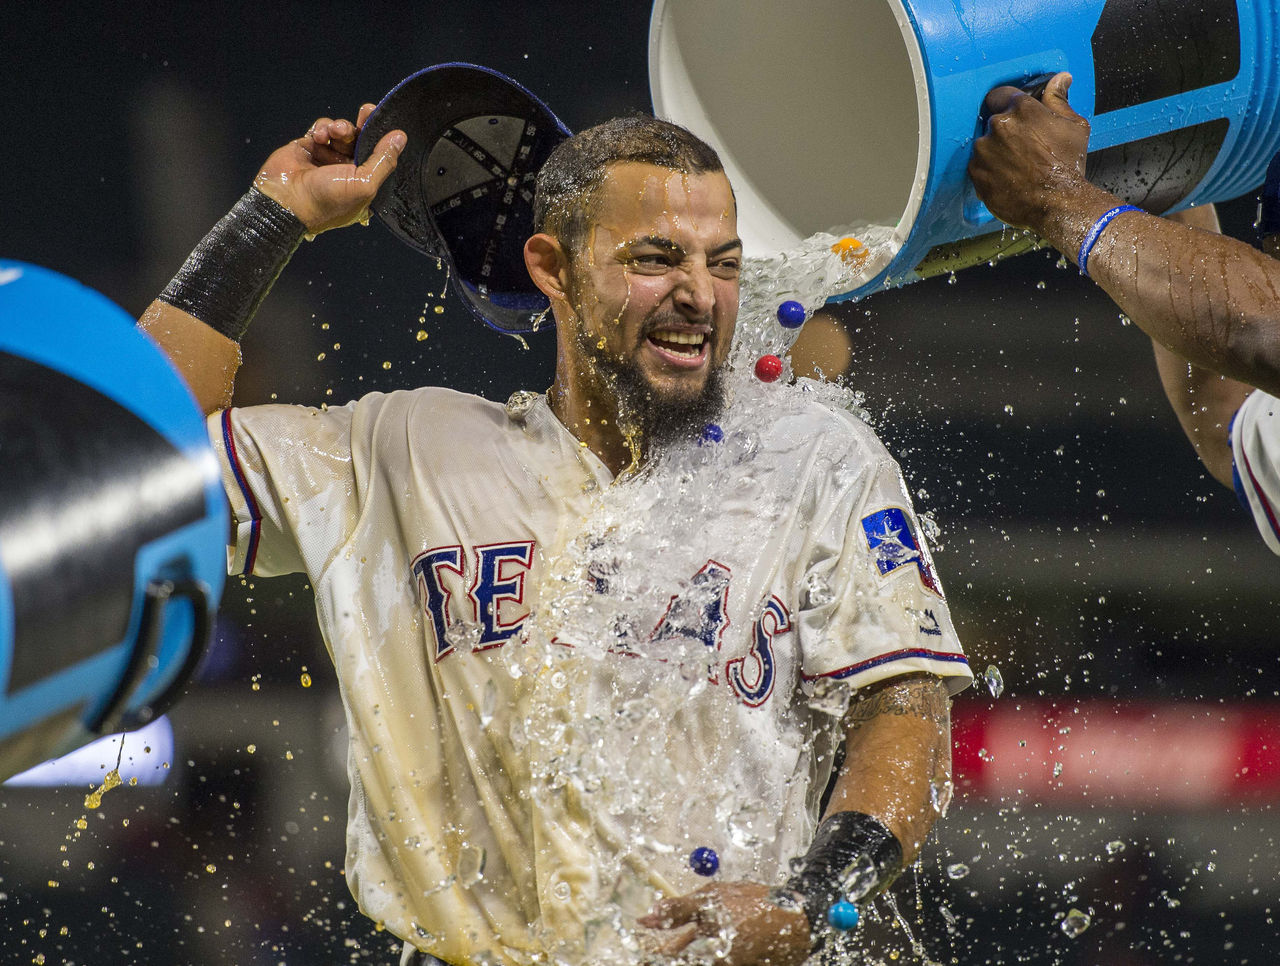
[689,846,719,877]
[827,900,860,931]
[776,300,806,329]
[699,423,724,445]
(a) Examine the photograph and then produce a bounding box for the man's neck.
[546,378,638,477]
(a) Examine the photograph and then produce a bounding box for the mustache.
[640,314,714,337]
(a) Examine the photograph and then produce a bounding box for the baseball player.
[969,71,1280,553]
[138,67,971,966]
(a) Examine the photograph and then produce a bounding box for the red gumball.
[754,354,783,383]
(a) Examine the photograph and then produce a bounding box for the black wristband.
[157,186,305,341]
[783,810,904,940]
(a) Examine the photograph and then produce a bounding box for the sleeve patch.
[860,506,942,596]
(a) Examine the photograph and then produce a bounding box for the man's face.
[561,162,741,428]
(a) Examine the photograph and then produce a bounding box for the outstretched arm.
[639,674,951,965]
[139,104,406,413]
[969,72,1280,398]
[1148,206,1255,488]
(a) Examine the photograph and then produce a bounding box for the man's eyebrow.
[624,235,683,254]
[621,236,744,257]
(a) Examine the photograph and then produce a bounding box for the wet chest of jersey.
[403,458,804,710]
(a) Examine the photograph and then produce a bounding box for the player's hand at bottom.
[638,881,810,966]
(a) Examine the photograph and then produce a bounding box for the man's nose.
[674,262,715,319]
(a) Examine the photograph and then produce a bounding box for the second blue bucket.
[649,0,1280,298]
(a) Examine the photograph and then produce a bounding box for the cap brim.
[356,63,571,334]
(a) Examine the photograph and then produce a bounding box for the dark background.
[1,2,1276,964]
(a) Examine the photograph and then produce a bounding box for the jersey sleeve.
[1230,389,1280,555]
[207,401,361,578]
[795,433,971,696]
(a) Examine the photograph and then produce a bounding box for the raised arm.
[639,673,952,965]
[139,104,406,413]
[969,72,1280,398]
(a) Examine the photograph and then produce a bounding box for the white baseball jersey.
[1231,388,1280,554]
[209,379,970,966]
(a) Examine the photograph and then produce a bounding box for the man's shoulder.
[760,381,891,460]
[344,385,508,430]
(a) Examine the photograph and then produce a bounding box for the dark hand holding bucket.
[649,0,1280,299]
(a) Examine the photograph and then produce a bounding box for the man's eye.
[712,259,741,275]
[631,253,670,268]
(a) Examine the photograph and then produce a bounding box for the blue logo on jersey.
[860,507,942,597]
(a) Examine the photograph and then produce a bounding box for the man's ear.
[524,233,571,304]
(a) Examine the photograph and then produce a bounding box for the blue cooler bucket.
[0,261,228,779]
[649,0,1280,298]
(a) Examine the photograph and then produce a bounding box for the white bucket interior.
[650,0,928,273]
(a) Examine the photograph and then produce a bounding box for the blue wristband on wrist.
[1077,204,1142,279]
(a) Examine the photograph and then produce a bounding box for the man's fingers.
[638,893,701,929]
[655,923,700,955]
[355,129,407,191]
[357,102,377,130]
[981,85,1025,120]
[306,117,336,144]
[312,118,358,152]
[1040,71,1082,120]
[310,142,356,166]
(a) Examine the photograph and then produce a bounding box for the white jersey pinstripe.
[209,382,970,965]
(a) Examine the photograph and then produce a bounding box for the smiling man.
[527,126,741,471]
[135,75,969,966]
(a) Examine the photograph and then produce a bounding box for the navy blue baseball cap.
[356,63,572,334]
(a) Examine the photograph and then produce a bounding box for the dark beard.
[574,326,728,452]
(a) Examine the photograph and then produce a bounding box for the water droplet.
[805,572,835,607]
[1106,840,1126,855]
[1060,908,1092,937]
[504,390,539,420]
[929,779,954,816]
[982,665,1004,698]
[479,679,497,727]
[946,862,969,880]
[456,844,486,887]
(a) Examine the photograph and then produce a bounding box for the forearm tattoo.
[844,675,949,728]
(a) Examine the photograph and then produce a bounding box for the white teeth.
[651,329,705,345]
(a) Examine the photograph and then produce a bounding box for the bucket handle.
[964,73,1058,227]
[87,576,213,736]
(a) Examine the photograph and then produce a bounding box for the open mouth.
[646,328,708,364]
